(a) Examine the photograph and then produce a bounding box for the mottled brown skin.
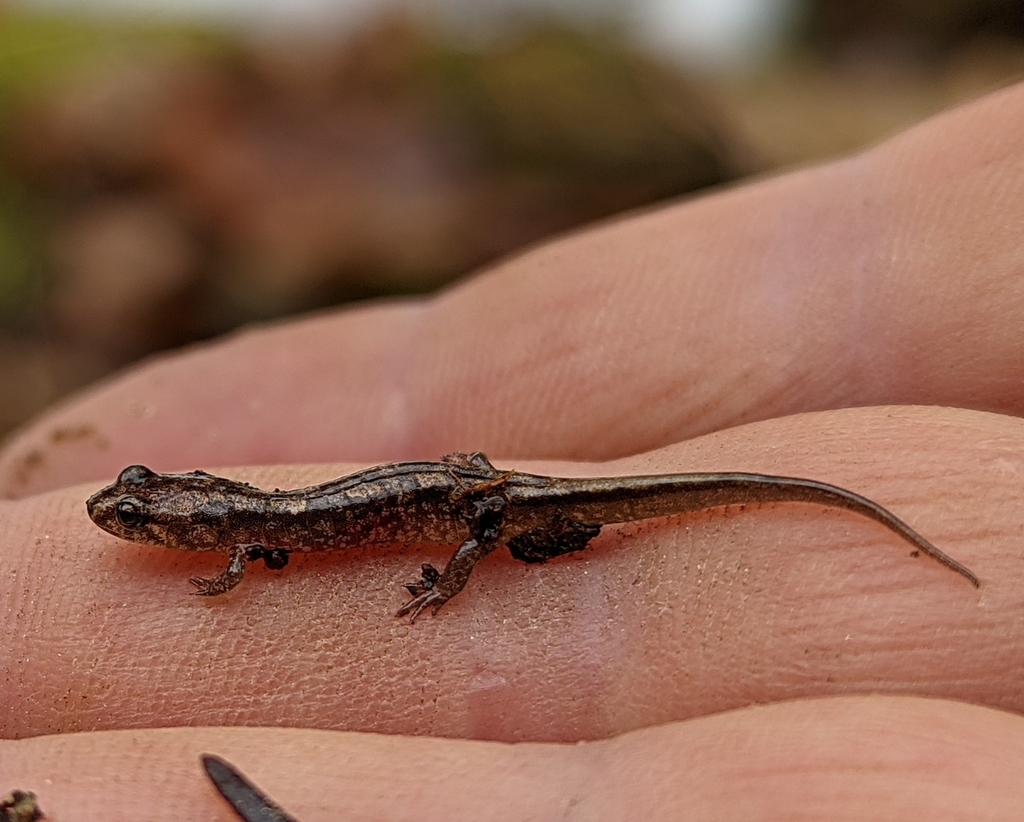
[86,452,979,621]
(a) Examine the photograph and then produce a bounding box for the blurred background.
[1,0,1023,440]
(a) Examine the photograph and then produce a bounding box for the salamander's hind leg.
[507,517,602,563]
[190,544,290,596]
[442,452,518,504]
[397,495,507,622]
[440,451,497,471]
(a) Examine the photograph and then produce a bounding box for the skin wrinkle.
[755,159,878,409]
[243,305,427,461]
[420,248,608,455]
[865,91,1024,406]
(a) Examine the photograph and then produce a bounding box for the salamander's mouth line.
[86,454,980,619]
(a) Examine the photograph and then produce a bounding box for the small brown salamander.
[86,452,979,620]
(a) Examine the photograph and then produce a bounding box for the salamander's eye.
[115,496,147,529]
[118,465,155,487]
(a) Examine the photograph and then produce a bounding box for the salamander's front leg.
[190,544,289,596]
[396,495,506,621]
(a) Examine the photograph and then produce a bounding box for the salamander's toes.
[189,576,216,596]
[397,563,448,621]
[395,590,448,622]
[402,563,440,597]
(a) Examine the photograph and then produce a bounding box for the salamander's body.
[86,452,978,620]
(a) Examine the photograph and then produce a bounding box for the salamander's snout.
[87,465,157,522]
[85,488,101,519]
[85,471,158,543]
[86,479,118,510]
[85,466,192,549]
[86,483,121,534]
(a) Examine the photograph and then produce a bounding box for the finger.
[6,84,1024,496]
[3,697,1024,821]
[2,406,1019,739]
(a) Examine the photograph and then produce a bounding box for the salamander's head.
[86,464,239,551]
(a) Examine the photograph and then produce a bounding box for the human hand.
[4,82,1024,820]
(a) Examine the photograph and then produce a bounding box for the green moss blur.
[0,10,232,321]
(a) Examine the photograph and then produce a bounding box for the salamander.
[86,451,979,620]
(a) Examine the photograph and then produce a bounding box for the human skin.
[3,81,1024,819]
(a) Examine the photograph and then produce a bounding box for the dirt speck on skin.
[10,449,44,489]
[0,789,46,821]
[2,424,109,494]
[48,424,109,450]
